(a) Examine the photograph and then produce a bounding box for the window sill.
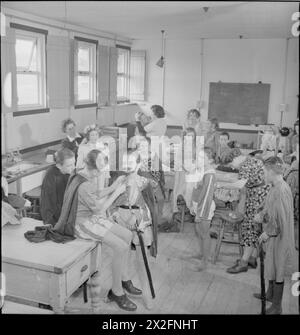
[74,103,98,109]
[117,100,132,105]
[13,108,50,117]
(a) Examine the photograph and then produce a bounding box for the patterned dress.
[238,157,271,247]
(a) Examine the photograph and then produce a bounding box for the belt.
[118,205,140,210]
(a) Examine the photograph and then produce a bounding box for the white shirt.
[144,118,167,137]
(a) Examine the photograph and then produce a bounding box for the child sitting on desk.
[108,149,156,309]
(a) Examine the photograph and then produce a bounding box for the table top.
[2,218,99,274]
[5,161,54,184]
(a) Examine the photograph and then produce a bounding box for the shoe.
[122,280,142,295]
[210,231,218,239]
[107,289,137,311]
[266,282,284,315]
[253,280,274,302]
[226,259,248,274]
[248,256,258,269]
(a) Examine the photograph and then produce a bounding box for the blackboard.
[208,82,270,125]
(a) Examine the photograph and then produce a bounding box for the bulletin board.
[208,82,271,125]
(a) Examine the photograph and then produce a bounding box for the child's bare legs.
[194,219,211,270]
[135,246,154,309]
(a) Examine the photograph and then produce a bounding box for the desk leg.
[49,273,66,314]
[213,220,225,264]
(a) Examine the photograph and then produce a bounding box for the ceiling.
[2,1,299,40]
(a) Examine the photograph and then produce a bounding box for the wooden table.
[2,218,101,313]
[6,160,55,196]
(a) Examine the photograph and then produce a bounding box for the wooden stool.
[213,209,244,264]
[24,186,41,219]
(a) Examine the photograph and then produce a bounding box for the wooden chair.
[24,186,41,219]
[212,209,244,264]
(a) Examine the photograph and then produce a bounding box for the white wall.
[132,38,299,127]
[1,10,134,153]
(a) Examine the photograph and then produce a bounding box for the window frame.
[10,23,49,117]
[116,44,131,104]
[74,36,98,109]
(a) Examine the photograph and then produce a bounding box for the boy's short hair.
[264,156,284,175]
[55,148,74,165]
[61,118,76,133]
[220,131,230,140]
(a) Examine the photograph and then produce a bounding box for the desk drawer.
[66,253,91,296]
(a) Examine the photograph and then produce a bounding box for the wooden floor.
[65,204,299,315]
[3,201,298,315]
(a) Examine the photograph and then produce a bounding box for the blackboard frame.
[208,82,271,125]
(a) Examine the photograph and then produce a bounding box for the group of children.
[1,105,298,314]
[169,108,298,314]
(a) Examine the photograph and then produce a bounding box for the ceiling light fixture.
[156,30,165,68]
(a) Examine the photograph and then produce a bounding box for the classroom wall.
[132,37,299,128]
[1,12,136,153]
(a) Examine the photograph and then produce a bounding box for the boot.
[266,282,284,315]
[122,280,142,295]
[227,259,248,274]
[248,256,258,269]
[253,280,274,302]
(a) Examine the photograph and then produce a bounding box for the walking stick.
[126,185,156,298]
[135,221,156,298]
[258,222,266,315]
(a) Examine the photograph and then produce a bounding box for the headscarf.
[238,157,265,188]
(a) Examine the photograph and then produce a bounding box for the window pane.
[77,75,90,101]
[117,76,125,98]
[17,73,39,105]
[118,52,125,73]
[78,47,90,72]
[16,38,37,70]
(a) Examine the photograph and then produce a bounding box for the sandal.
[107,289,137,311]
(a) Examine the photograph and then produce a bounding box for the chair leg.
[180,207,185,233]
[83,280,88,303]
[238,224,243,258]
[213,220,225,264]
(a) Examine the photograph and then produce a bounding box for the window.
[117,45,130,103]
[13,24,48,114]
[74,37,97,108]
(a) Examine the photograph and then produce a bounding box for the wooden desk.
[6,161,54,196]
[2,218,101,313]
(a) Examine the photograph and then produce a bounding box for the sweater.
[24,173,87,243]
[40,165,70,226]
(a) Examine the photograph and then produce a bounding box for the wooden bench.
[2,218,101,313]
